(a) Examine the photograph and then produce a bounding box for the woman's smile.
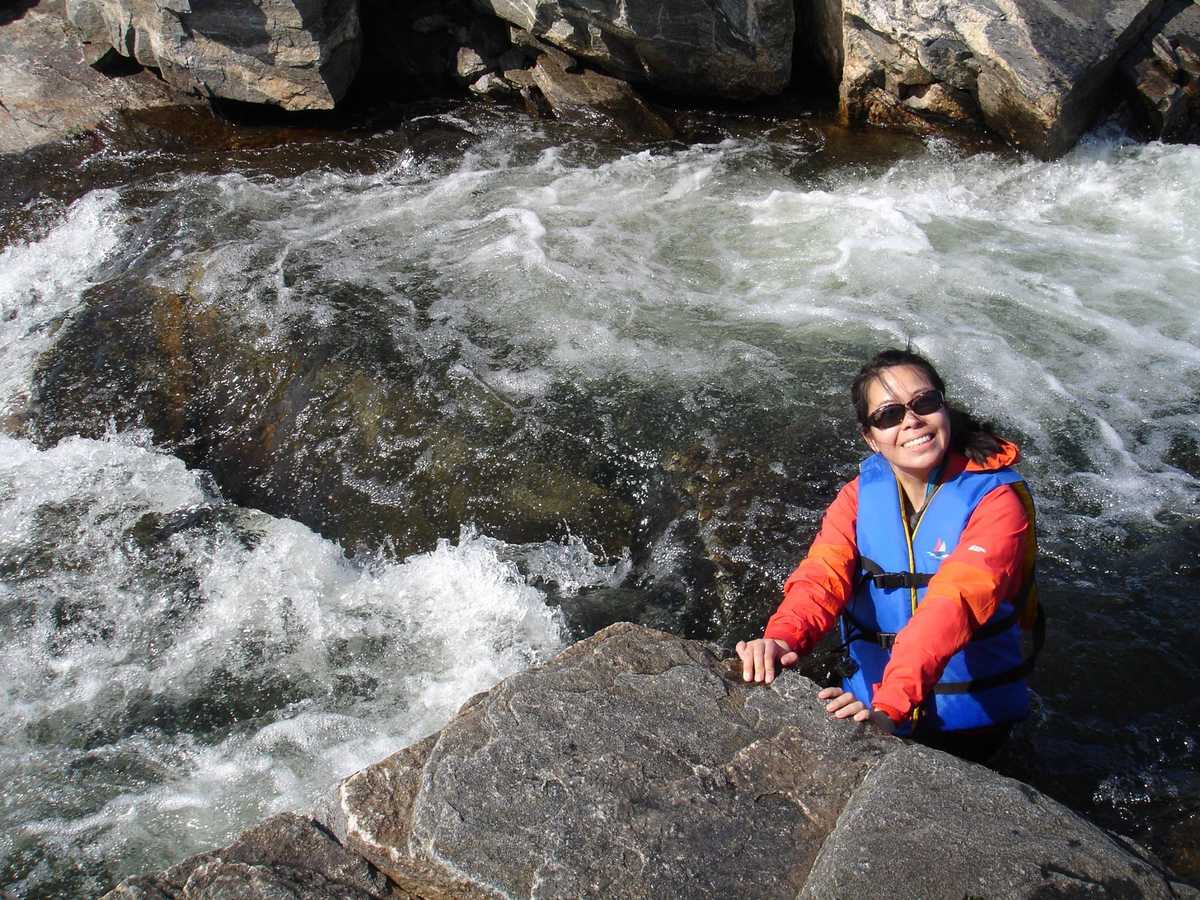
[862,364,951,496]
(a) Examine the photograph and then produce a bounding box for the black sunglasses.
[866,389,945,430]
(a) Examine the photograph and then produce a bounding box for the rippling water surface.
[1,105,1198,895]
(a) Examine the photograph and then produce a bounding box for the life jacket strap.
[860,556,932,590]
[840,603,1026,651]
[933,603,1046,694]
[839,609,900,649]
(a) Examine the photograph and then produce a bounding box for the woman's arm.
[869,482,1031,724]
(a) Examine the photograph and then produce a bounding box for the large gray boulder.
[0,0,181,154]
[472,0,794,99]
[838,0,1165,158]
[65,0,361,110]
[105,624,1197,898]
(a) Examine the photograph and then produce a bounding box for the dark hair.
[850,348,1002,464]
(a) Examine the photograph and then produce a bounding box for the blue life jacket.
[841,453,1038,734]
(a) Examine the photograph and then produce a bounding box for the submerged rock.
[65,0,361,110]
[27,276,636,557]
[107,624,1197,899]
[838,0,1164,158]
[474,0,794,99]
[664,438,811,638]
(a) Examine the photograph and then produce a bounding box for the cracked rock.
[105,812,396,898]
[1120,0,1200,143]
[112,625,1196,898]
[65,0,362,110]
[0,0,182,153]
[476,0,794,99]
[838,0,1165,158]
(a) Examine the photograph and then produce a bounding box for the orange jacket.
[763,442,1031,724]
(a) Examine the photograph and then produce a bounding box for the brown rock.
[1120,0,1200,142]
[318,735,491,899]
[837,0,1166,158]
[502,68,536,90]
[530,55,674,141]
[65,0,361,110]
[0,0,182,154]
[508,25,579,73]
[455,46,492,82]
[468,72,514,96]
[104,812,396,898]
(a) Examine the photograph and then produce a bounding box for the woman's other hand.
[817,686,897,734]
[735,638,798,684]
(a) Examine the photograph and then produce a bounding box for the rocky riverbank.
[104,623,1197,899]
[0,0,185,154]
[2,0,1198,157]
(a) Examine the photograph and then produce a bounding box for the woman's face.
[862,364,951,485]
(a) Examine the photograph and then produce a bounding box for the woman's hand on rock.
[817,686,896,734]
[735,638,798,684]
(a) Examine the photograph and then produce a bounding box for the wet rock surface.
[838,0,1164,158]
[529,53,674,141]
[0,0,183,154]
[663,437,821,639]
[26,274,638,558]
[106,812,397,898]
[107,624,1197,899]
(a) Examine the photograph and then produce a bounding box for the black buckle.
[871,572,911,590]
[878,632,898,650]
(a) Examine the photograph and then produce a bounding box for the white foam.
[0,433,586,886]
[0,190,126,418]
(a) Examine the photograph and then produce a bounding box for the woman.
[736,348,1039,760]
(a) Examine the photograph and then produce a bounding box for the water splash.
[0,432,573,894]
[0,190,126,422]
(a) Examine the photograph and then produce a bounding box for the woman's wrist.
[871,701,904,725]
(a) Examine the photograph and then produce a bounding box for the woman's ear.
[862,429,878,453]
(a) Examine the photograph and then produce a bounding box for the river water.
[1,103,1198,895]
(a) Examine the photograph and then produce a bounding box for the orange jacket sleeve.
[762,478,860,655]
[870,483,1031,723]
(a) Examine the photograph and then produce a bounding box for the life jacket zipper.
[896,476,944,727]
